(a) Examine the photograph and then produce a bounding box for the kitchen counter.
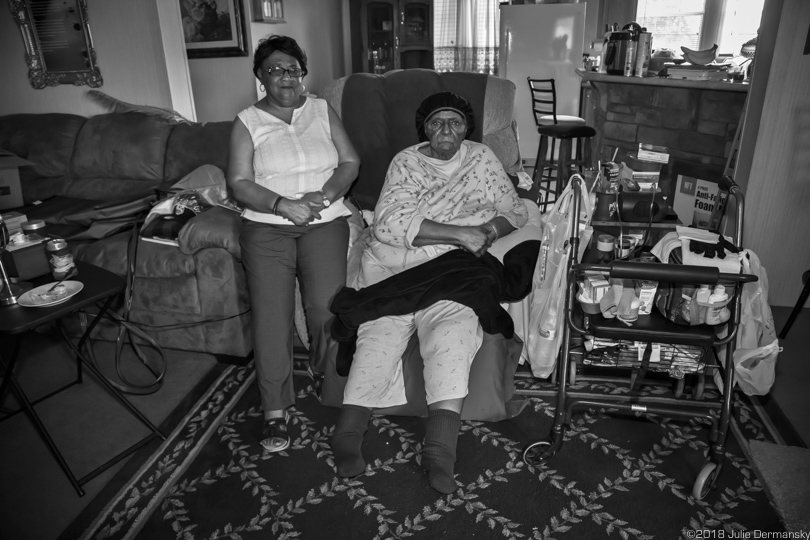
[576,69,750,93]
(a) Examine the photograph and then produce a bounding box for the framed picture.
[251,0,285,23]
[181,0,249,58]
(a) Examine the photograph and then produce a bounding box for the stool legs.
[533,135,551,211]
[533,134,594,213]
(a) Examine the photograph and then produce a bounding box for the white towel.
[676,226,743,274]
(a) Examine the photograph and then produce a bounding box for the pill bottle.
[46,239,75,280]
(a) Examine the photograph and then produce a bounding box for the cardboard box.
[672,174,720,229]
[0,151,34,211]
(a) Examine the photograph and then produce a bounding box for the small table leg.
[0,350,85,496]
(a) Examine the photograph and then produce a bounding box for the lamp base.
[0,281,32,305]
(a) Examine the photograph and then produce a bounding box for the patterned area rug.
[79,364,786,539]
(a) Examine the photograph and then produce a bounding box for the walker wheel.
[692,462,718,500]
[569,361,577,385]
[523,440,556,466]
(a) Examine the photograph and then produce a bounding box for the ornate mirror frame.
[8,0,103,89]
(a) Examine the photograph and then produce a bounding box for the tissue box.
[2,236,50,281]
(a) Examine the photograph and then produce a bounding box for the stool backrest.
[527,78,559,126]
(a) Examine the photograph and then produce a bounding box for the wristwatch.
[320,190,331,207]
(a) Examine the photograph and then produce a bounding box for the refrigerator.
[499,3,587,163]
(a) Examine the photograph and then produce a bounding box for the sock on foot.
[331,405,371,478]
[422,408,461,494]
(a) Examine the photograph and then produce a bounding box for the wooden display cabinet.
[354,0,433,74]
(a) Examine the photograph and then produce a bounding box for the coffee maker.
[604,30,632,75]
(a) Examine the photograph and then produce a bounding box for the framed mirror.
[9,0,103,89]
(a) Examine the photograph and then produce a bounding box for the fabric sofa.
[0,112,252,357]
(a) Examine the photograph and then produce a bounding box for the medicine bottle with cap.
[585,234,615,264]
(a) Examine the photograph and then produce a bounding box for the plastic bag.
[714,249,780,395]
[526,176,592,377]
[733,340,781,396]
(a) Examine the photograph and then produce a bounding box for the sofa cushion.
[164,121,232,184]
[71,112,172,193]
[0,113,86,180]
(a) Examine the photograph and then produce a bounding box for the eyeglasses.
[267,66,303,78]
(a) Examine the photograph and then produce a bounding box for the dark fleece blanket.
[330,240,541,376]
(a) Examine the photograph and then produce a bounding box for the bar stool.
[528,78,596,212]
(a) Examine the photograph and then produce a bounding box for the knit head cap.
[415,92,475,142]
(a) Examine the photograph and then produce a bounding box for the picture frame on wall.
[251,0,285,23]
[181,0,249,58]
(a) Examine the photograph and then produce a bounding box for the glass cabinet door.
[366,2,397,74]
[401,1,430,48]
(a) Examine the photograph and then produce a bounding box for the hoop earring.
[260,83,265,93]
[299,82,306,93]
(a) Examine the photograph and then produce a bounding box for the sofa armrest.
[177,206,242,259]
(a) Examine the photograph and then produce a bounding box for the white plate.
[17,281,84,308]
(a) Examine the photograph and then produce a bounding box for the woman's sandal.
[261,411,290,453]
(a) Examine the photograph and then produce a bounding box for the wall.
[0,1,174,117]
[742,0,810,307]
[188,0,348,123]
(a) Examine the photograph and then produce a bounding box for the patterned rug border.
[80,363,254,540]
[81,364,785,539]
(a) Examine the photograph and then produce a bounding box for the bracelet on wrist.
[272,196,284,215]
[485,222,499,240]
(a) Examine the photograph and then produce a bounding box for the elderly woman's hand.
[457,225,497,257]
[276,198,322,226]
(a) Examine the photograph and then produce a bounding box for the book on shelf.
[637,143,669,164]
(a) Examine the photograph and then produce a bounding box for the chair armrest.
[177,206,242,259]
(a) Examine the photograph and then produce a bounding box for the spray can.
[624,38,638,77]
[634,31,652,77]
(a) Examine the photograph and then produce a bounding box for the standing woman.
[227,35,360,453]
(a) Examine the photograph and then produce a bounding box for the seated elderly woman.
[330,92,529,494]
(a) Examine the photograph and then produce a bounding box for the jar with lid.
[46,238,76,280]
[585,234,615,264]
[21,220,48,244]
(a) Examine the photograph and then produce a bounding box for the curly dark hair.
[253,35,308,79]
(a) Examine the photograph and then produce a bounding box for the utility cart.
[522,175,757,500]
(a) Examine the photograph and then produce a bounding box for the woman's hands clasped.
[275,191,327,226]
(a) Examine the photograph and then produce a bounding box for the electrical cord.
[78,213,166,395]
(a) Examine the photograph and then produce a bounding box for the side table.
[0,261,165,496]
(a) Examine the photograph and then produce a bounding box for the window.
[636,0,764,57]
[434,0,500,74]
